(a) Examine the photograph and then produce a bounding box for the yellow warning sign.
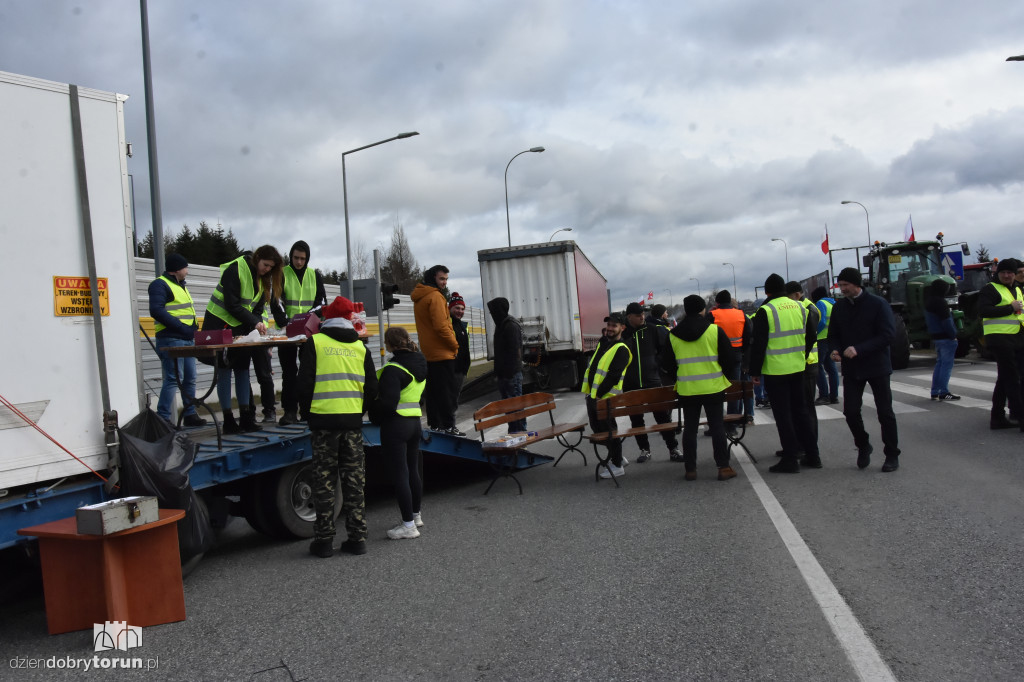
[53,276,110,317]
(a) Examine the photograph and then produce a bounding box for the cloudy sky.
[3,1,1023,309]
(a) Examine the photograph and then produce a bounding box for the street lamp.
[689,277,701,298]
[343,131,419,299]
[722,262,737,301]
[505,147,545,247]
[840,200,871,246]
[770,238,789,280]
[549,227,572,241]
[664,288,672,307]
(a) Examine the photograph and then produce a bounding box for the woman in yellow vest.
[201,245,284,433]
[662,295,738,481]
[371,327,428,540]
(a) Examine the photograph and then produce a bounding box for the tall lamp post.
[343,132,419,299]
[505,147,545,247]
[770,238,789,280]
[549,227,572,241]
[840,200,871,246]
[689,277,701,298]
[722,262,737,301]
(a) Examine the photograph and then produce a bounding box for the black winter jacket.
[487,297,523,379]
[623,319,670,390]
[827,289,895,380]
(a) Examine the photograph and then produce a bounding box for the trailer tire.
[241,473,281,536]
[890,316,911,370]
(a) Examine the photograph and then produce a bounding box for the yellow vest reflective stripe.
[310,334,366,415]
[283,265,318,318]
[376,362,425,416]
[153,276,196,333]
[760,298,807,375]
[982,283,1024,335]
[670,326,731,396]
[206,256,263,328]
[581,342,633,399]
[801,300,819,364]
[816,299,833,341]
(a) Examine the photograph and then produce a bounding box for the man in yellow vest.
[582,312,633,479]
[787,281,821,439]
[272,240,327,425]
[750,274,820,473]
[148,253,206,428]
[811,286,839,405]
[979,258,1024,430]
[663,295,738,481]
[298,296,378,558]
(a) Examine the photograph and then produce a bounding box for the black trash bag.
[117,407,213,561]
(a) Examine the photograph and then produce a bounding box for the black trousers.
[679,392,728,468]
[842,374,900,458]
[586,396,622,466]
[382,415,423,522]
[990,343,1024,420]
[764,373,819,462]
[250,346,276,412]
[425,360,458,429]
[279,343,300,413]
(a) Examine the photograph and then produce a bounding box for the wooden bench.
[472,392,587,495]
[714,380,757,463]
[587,386,681,487]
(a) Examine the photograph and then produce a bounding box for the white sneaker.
[621,455,630,467]
[413,512,424,528]
[386,523,421,540]
[599,463,625,479]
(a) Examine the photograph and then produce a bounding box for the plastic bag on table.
[117,407,213,560]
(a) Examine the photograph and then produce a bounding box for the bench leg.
[483,452,524,495]
[591,442,621,488]
[726,424,756,464]
[554,431,586,467]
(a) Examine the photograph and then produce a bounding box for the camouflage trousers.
[311,429,366,542]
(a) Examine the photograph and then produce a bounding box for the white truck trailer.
[478,241,609,390]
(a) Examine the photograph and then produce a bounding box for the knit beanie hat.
[683,294,706,316]
[715,290,732,306]
[996,258,1020,273]
[650,304,667,319]
[764,274,786,296]
[323,296,355,320]
[449,292,465,309]
[165,253,188,273]
[836,267,862,286]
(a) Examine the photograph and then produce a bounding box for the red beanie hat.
[449,292,465,309]
[323,296,355,320]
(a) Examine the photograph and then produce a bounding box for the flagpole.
[826,223,834,289]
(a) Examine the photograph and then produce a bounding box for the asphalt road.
[3,352,1023,681]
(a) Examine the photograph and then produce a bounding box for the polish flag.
[903,215,915,242]
[821,225,829,254]
[647,291,654,301]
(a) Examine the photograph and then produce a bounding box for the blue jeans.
[497,372,527,432]
[816,340,838,400]
[156,337,198,420]
[931,338,957,397]
[217,348,252,413]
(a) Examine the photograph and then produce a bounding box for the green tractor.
[861,239,968,369]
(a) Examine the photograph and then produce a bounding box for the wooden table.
[18,509,187,635]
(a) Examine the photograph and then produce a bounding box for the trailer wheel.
[890,316,911,370]
[241,473,279,536]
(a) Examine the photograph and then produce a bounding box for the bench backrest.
[473,392,556,434]
[595,386,679,422]
[724,380,754,404]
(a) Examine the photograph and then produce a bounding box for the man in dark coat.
[623,301,680,462]
[828,267,900,472]
[487,297,526,432]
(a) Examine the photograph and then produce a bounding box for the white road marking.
[737,452,898,682]
[906,373,996,394]
[892,379,989,409]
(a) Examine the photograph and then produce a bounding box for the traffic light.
[381,282,400,311]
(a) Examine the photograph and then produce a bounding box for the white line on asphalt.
[892,379,989,408]
[958,369,998,379]
[906,373,996,393]
[737,453,898,682]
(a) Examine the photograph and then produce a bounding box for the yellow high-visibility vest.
[670,326,731,396]
[982,283,1024,335]
[153,275,196,333]
[206,256,263,328]
[310,334,367,415]
[581,342,633,399]
[283,265,318,319]
[760,298,807,375]
[816,299,833,341]
[376,362,425,417]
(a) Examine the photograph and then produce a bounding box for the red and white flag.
[821,224,829,254]
[903,215,915,242]
[647,291,654,301]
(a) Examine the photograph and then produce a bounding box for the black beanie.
[764,274,786,295]
[810,286,828,302]
[650,304,667,319]
[836,267,862,286]
[996,258,1020,274]
[165,253,188,273]
[715,289,732,306]
[683,295,705,316]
